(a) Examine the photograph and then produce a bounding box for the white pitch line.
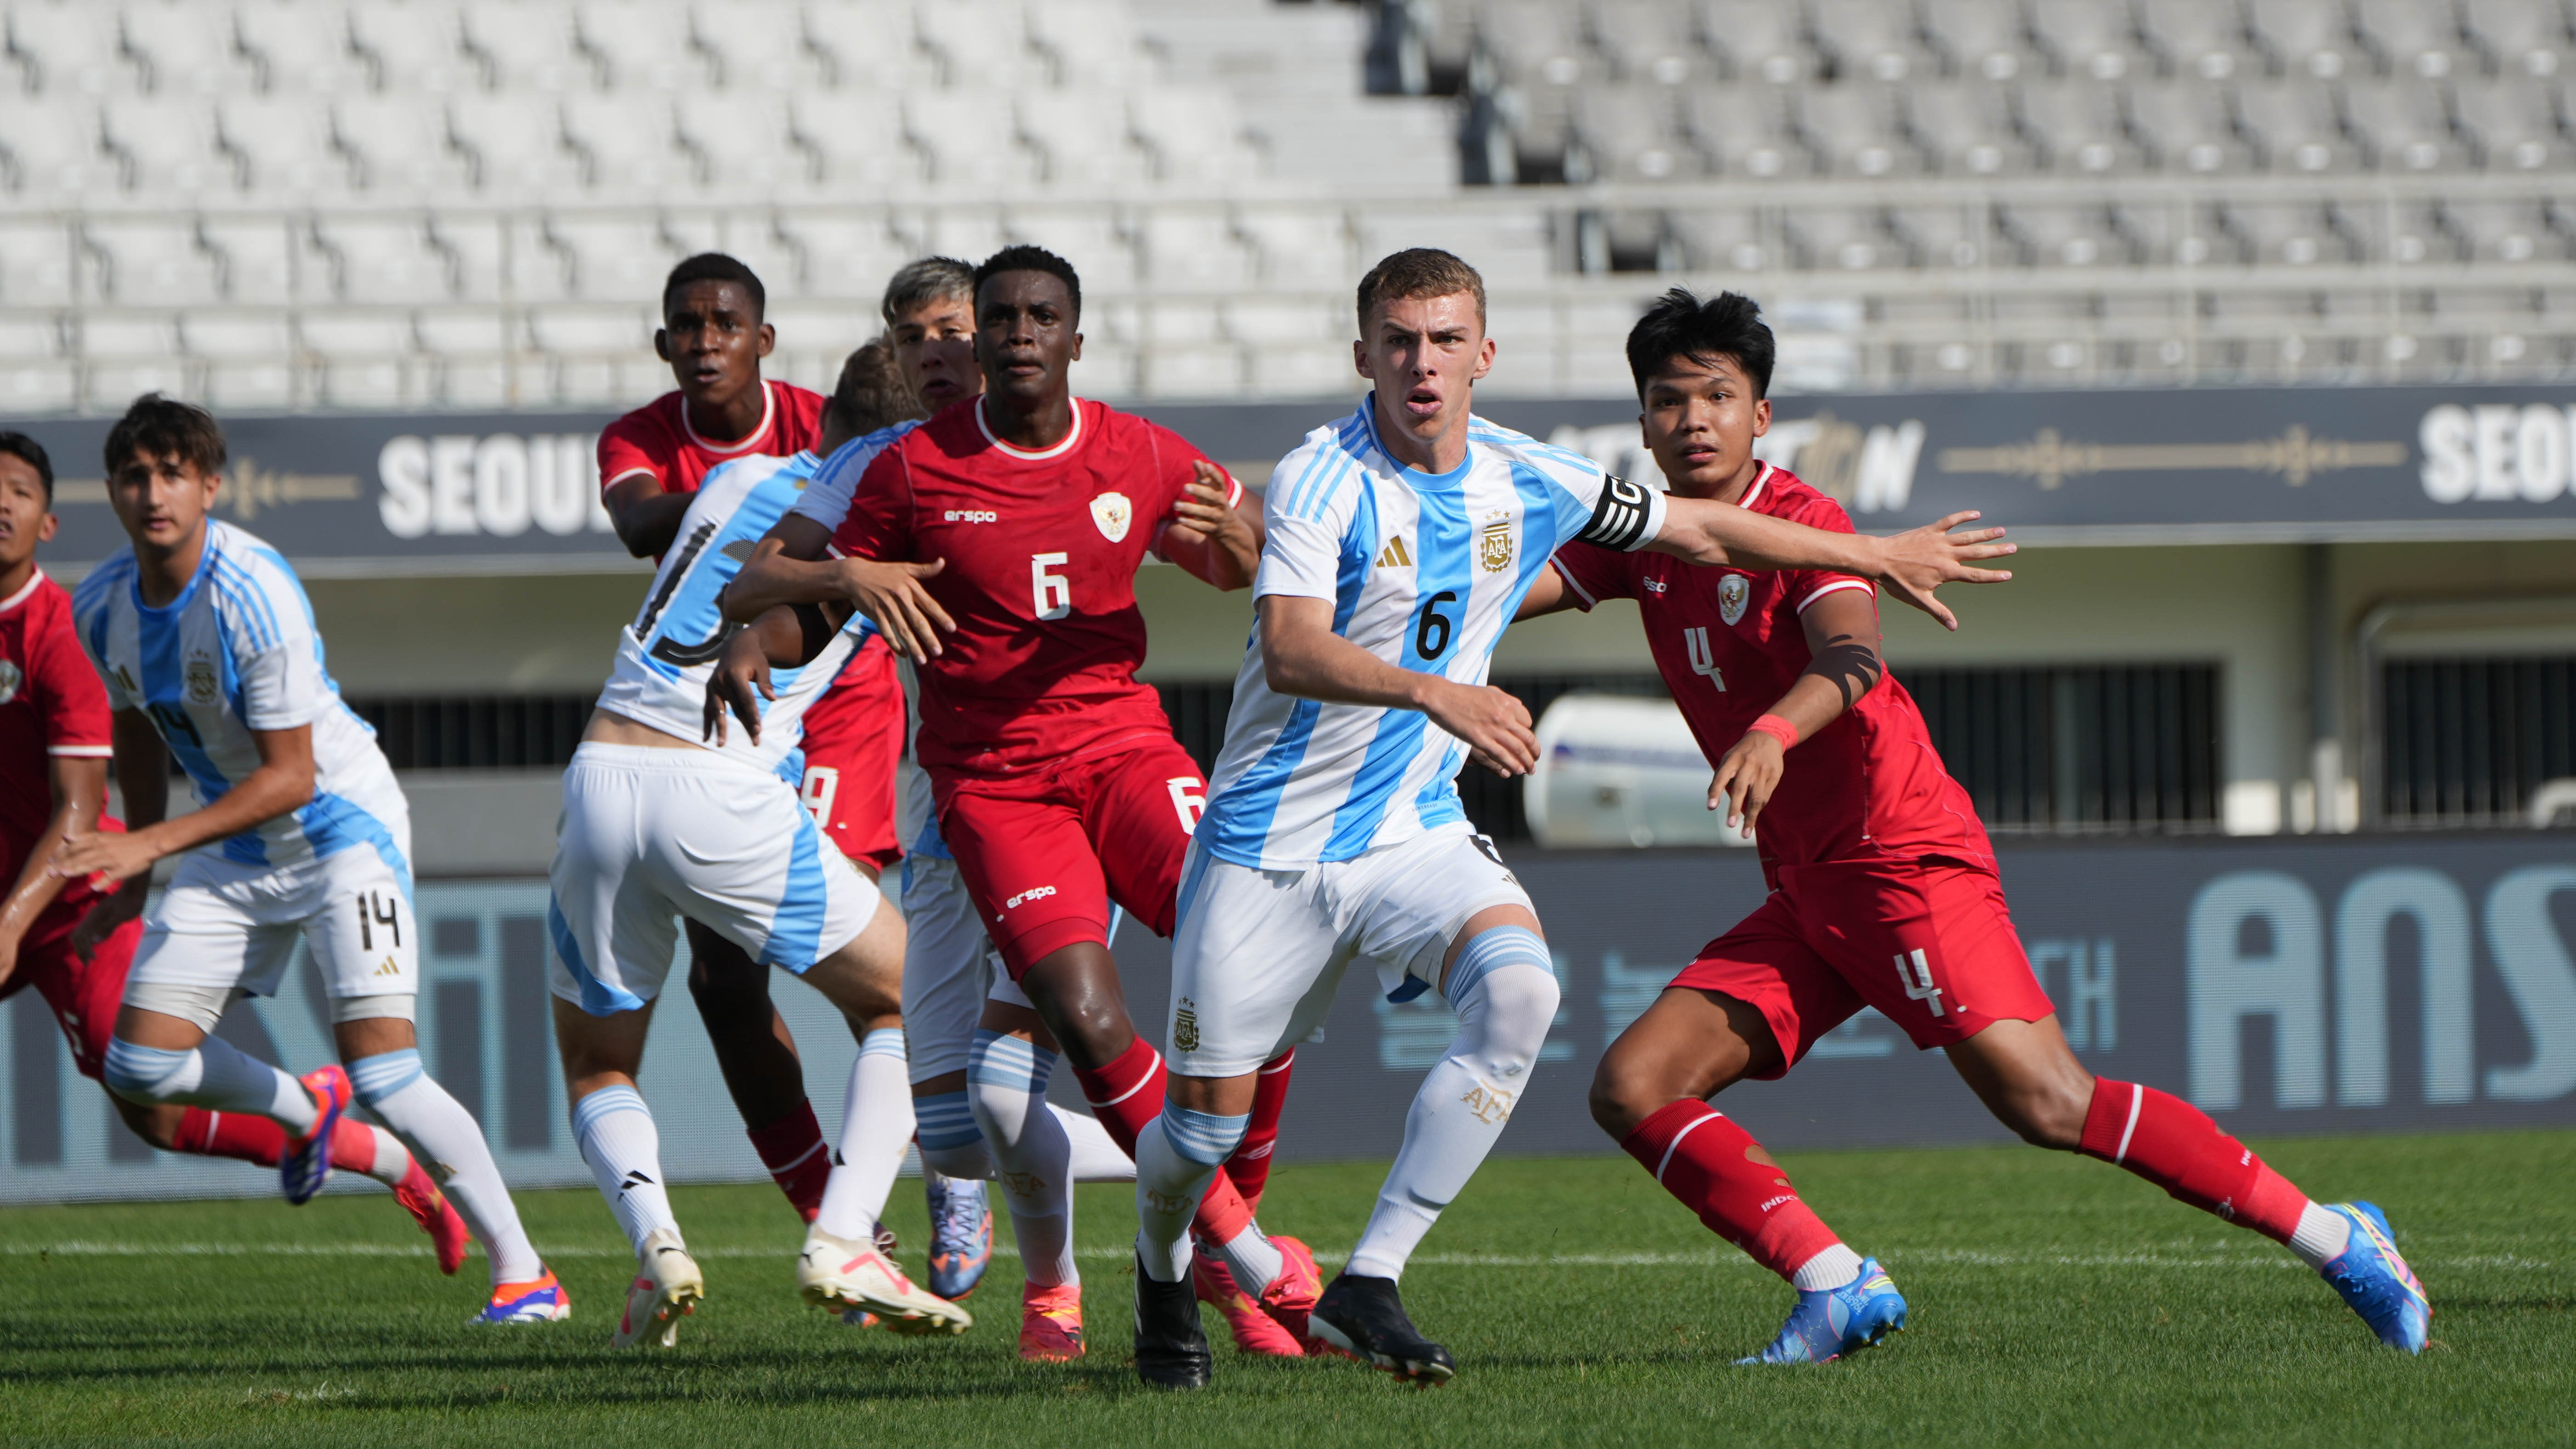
[0,1243,2548,1271]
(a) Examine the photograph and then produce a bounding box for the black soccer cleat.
[1132,1251,1212,1389]
[1309,1273,1456,1386]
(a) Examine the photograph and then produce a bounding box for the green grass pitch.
[4,1129,2569,1448]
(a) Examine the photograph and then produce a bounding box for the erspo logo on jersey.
[944,509,1000,524]
[375,433,616,540]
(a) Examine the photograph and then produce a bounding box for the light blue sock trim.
[860,1028,908,1061]
[1158,1103,1249,1168]
[346,1049,424,1106]
[967,1028,1054,1094]
[102,1040,190,1100]
[1443,925,1552,1008]
[914,1089,983,1151]
[571,1083,652,1136]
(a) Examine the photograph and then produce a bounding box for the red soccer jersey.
[597,380,827,501]
[829,397,1241,777]
[0,569,119,907]
[1551,462,1996,880]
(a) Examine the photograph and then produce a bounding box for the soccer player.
[1128,250,2014,1388]
[0,431,467,1264]
[1552,290,2431,1360]
[553,348,964,1348]
[59,396,555,1323]
[715,246,1319,1361]
[596,252,939,1259]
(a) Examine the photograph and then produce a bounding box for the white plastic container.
[1523,693,1753,849]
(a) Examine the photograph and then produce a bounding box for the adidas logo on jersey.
[1374,535,1414,568]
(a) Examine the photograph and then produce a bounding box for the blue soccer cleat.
[2319,1202,2430,1353]
[925,1171,993,1302]
[280,1065,351,1206]
[477,1267,572,1325]
[1737,1257,1907,1365]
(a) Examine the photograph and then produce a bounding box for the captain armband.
[1575,473,1668,552]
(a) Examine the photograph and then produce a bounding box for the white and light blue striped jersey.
[788,418,922,534]
[594,450,878,778]
[72,520,409,876]
[1199,403,1666,869]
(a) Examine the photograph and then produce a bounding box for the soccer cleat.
[477,1267,571,1325]
[925,1173,993,1302]
[1309,1273,1454,1385]
[1737,1257,1907,1365]
[611,1230,704,1348]
[393,1160,470,1276]
[1019,1280,1086,1362]
[2319,1202,2431,1353]
[1193,1242,1304,1357]
[279,1065,351,1206]
[1255,1233,1324,1346]
[796,1226,971,1336]
[1132,1251,1211,1389]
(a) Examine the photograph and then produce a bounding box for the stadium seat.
[0,315,75,411]
[803,0,931,90]
[448,95,584,194]
[549,216,687,303]
[1587,0,1706,85]
[579,0,709,92]
[1697,0,1812,83]
[6,2,131,95]
[335,94,474,193]
[102,96,237,194]
[2352,0,2463,79]
[905,89,1038,188]
[1680,84,1807,177]
[314,215,456,305]
[79,314,188,408]
[2460,0,2569,79]
[2026,0,2143,80]
[1793,83,1921,176]
[789,91,916,189]
[1026,0,1157,88]
[0,217,76,307]
[2219,201,2353,267]
[303,309,421,408]
[674,97,814,193]
[690,0,821,91]
[2442,199,2559,262]
[123,0,259,96]
[220,95,354,194]
[1918,0,2030,81]
[186,313,299,410]
[2136,0,2257,81]
[1015,90,1151,188]
[1888,203,1989,267]
[1007,205,1139,291]
[350,0,480,95]
[1670,207,1774,272]
[197,214,310,305]
[914,0,1044,89]
[1786,207,1897,271]
[0,96,109,202]
[563,93,698,194]
[456,0,589,92]
[84,218,223,307]
[2126,80,2253,173]
[1806,0,1929,83]
[2112,199,2227,266]
[2454,79,2566,169]
[1998,202,2128,267]
[1477,0,1601,87]
[1235,207,1356,290]
[235,0,369,94]
[2244,0,2355,80]
[1571,87,1698,182]
[433,213,572,303]
[773,213,908,300]
[1131,88,1260,187]
[2340,79,2461,172]
[530,306,662,405]
[2335,199,2457,265]
[2234,80,2355,173]
[2014,79,2137,173]
[1136,211,1258,291]
[1906,81,2029,175]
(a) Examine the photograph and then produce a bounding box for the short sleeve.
[1251,441,1356,603]
[597,414,664,496]
[33,606,113,755]
[229,573,329,733]
[1780,495,1875,614]
[827,447,913,563]
[68,589,133,713]
[794,424,907,534]
[1547,541,1634,611]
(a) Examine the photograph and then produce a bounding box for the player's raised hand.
[1708,730,1786,839]
[1421,678,1539,778]
[1867,511,2014,632]
[704,626,777,747]
[837,557,954,662]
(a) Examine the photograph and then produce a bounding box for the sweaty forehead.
[667,280,756,321]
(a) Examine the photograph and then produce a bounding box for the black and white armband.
[1574,473,1668,552]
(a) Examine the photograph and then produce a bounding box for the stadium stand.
[0,0,2571,411]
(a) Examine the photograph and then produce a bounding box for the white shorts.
[548,742,881,1017]
[126,826,420,1013]
[898,855,1004,1083]
[1164,825,1533,1077]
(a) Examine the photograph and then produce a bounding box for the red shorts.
[0,895,144,1081]
[1670,857,2054,1076]
[797,636,905,874]
[933,733,1207,977]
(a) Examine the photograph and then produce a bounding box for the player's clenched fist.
[1419,678,1538,778]
[1164,461,1261,587]
[1864,510,2014,633]
[834,556,953,662]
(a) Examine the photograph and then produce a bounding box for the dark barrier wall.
[15,382,2576,574]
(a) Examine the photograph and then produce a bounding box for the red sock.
[2078,1079,2309,1243]
[1225,1049,1295,1215]
[1621,1099,1844,1282]
[747,1100,831,1224]
[1072,1037,1265,1252]
[174,1108,289,1166]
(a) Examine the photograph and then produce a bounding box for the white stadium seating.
[2,0,2574,413]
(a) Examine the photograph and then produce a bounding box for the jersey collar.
[1737,460,1772,511]
[0,566,42,614]
[681,381,777,457]
[1358,398,1472,490]
[976,396,1086,460]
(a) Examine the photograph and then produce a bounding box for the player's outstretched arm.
[1260,595,1540,776]
[721,526,850,620]
[54,720,316,887]
[0,752,106,988]
[724,537,953,661]
[1706,589,1886,838]
[1157,462,1264,591]
[602,475,696,560]
[1649,500,2014,631]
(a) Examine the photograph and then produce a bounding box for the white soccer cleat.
[796,1225,973,1336]
[611,1229,705,1349]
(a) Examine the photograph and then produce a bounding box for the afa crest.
[1477,516,1515,573]
[184,655,218,705]
[1172,996,1201,1054]
[1089,491,1133,543]
[1718,573,1751,626]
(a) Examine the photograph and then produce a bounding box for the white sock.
[1133,1108,1232,1284]
[1790,1243,1866,1292]
[1058,1105,1135,1182]
[355,1124,413,1188]
[352,1050,542,1284]
[968,1029,1083,1288]
[815,1029,915,1242]
[573,1083,679,1258]
[105,1036,319,1129]
[2287,1202,2352,1271]
[1347,951,1558,1282]
[1215,1222,1282,1295]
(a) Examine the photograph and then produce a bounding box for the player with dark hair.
[0,428,468,1264]
[715,244,1321,1364]
[1129,252,2014,1388]
[1537,288,2430,1361]
[63,396,555,1323]
[594,253,921,1251]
